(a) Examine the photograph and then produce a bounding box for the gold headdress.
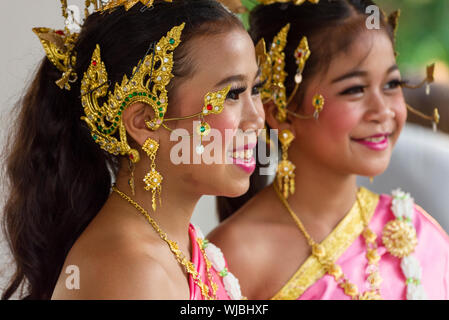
[257,24,320,122]
[81,23,231,160]
[257,24,290,122]
[81,24,185,160]
[33,1,81,90]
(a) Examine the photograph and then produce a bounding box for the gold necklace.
[273,183,383,300]
[112,185,217,300]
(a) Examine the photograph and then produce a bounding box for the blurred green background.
[240,0,449,82]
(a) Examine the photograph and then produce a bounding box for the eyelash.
[226,81,265,100]
[339,79,408,96]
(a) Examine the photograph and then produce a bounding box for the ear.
[264,101,297,136]
[122,102,158,146]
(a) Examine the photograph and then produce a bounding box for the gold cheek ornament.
[159,86,231,155]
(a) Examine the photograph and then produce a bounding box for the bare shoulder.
[208,186,281,299]
[208,186,274,254]
[51,231,178,300]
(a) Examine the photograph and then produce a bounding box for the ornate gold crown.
[33,0,81,90]
[33,1,176,90]
[33,27,79,90]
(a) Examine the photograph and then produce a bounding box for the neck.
[282,149,359,239]
[114,167,200,248]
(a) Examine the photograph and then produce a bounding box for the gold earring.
[128,158,136,196]
[286,93,325,120]
[312,94,325,120]
[370,177,374,184]
[142,138,163,211]
[277,129,296,199]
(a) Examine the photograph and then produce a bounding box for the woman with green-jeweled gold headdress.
[1,0,265,300]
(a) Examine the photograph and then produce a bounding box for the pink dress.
[188,224,234,300]
[272,188,449,300]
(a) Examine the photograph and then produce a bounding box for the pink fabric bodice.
[297,194,449,300]
[188,224,230,300]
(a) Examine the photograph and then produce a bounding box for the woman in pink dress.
[1,0,264,300]
[210,0,449,300]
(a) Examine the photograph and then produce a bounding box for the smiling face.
[158,28,265,197]
[290,30,407,177]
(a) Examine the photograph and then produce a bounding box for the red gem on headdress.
[92,61,97,66]
[297,51,303,58]
[55,30,65,36]
[207,104,213,111]
[129,154,134,160]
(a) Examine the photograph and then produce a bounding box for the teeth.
[364,136,385,143]
[229,149,253,161]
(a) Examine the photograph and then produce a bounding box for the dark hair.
[1,0,243,300]
[217,0,396,222]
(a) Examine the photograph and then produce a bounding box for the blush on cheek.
[321,101,361,138]
[394,101,407,127]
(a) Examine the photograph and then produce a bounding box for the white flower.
[391,197,406,219]
[390,189,427,300]
[223,273,242,300]
[391,189,415,219]
[192,224,205,240]
[407,283,427,300]
[204,243,226,271]
[401,255,422,280]
[392,189,406,199]
[403,196,415,220]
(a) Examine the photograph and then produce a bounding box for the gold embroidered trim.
[271,187,380,300]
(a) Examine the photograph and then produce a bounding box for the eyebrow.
[331,64,399,83]
[214,68,262,87]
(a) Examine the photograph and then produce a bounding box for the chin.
[357,159,391,178]
[219,180,250,198]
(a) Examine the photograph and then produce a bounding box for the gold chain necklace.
[112,185,218,300]
[273,183,383,300]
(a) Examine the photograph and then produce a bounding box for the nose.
[239,94,265,133]
[365,91,395,124]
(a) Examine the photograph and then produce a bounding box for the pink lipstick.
[228,146,257,174]
[352,134,389,151]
